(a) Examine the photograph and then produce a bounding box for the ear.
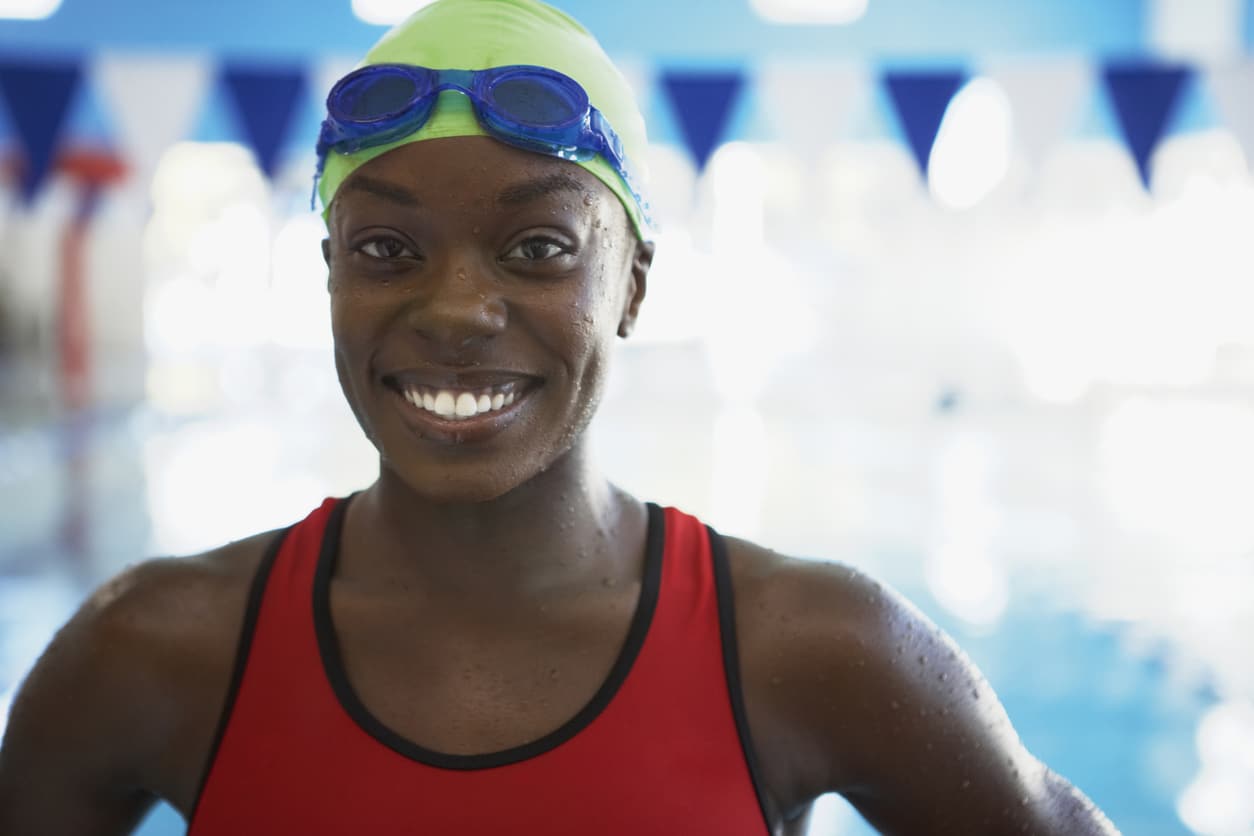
[617,239,653,338]
[322,238,333,291]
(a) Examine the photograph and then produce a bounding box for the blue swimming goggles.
[314,63,649,223]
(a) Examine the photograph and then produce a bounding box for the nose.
[405,262,508,353]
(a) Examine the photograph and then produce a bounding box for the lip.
[383,369,537,391]
[382,369,540,445]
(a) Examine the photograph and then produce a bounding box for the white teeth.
[433,390,456,417]
[401,385,522,420]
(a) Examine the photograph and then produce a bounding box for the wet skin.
[0,137,1118,835]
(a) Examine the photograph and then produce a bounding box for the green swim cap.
[318,0,651,240]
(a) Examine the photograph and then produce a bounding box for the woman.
[0,1,1118,833]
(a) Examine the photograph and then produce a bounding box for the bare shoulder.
[0,527,283,830]
[56,527,280,702]
[721,536,1119,835]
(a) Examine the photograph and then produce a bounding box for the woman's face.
[323,136,651,503]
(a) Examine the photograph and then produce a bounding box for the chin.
[376,454,541,506]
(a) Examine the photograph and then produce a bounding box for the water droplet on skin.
[549,668,560,680]
[472,225,481,234]
[938,672,947,681]
[890,700,900,710]
[961,779,971,790]
[771,676,782,686]
[456,268,466,279]
[917,654,927,665]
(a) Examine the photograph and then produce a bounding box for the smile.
[399,383,518,421]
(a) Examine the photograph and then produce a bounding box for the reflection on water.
[1,345,1249,836]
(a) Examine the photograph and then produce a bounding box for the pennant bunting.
[0,59,83,202]
[660,70,746,172]
[1101,61,1192,187]
[757,62,869,158]
[221,65,308,178]
[95,55,212,200]
[0,52,1250,204]
[1206,59,1254,167]
[882,69,967,178]
[984,58,1090,169]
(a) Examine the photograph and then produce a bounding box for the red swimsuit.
[189,497,770,834]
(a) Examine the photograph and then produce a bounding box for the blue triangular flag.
[1101,62,1192,188]
[0,59,83,202]
[221,65,308,178]
[660,70,746,172]
[882,70,967,178]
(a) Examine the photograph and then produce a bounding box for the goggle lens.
[337,70,424,121]
[487,76,581,127]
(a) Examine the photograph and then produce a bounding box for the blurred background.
[2,0,1253,833]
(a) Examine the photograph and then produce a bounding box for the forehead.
[332,135,621,221]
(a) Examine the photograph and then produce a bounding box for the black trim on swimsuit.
[313,498,665,770]
[708,525,774,834]
[188,527,291,821]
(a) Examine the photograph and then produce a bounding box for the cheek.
[562,261,628,393]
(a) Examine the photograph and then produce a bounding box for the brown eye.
[358,237,416,260]
[503,238,570,262]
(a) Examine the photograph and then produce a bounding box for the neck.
[347,441,642,601]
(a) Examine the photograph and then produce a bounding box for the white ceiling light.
[750,0,868,25]
[0,0,61,20]
[351,0,437,26]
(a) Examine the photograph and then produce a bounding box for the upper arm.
[735,550,1119,835]
[0,564,171,835]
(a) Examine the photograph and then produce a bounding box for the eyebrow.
[341,175,422,208]
[497,172,587,206]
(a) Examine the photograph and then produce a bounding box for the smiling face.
[324,136,651,503]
